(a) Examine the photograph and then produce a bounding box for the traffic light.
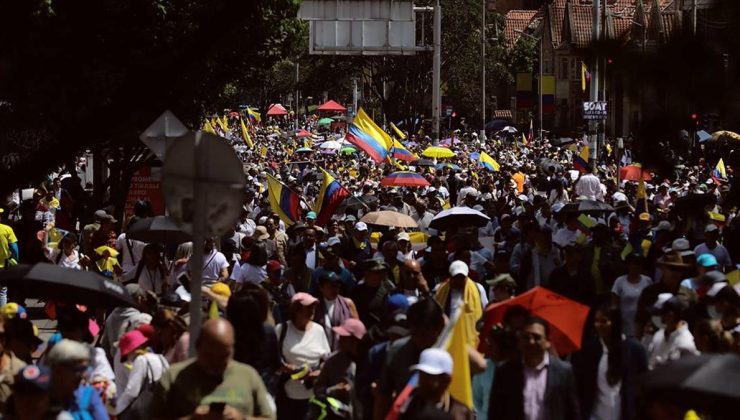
[691,113,699,128]
[607,58,614,65]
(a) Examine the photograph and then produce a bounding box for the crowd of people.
[0,111,738,420]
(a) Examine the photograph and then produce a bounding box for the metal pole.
[295,61,300,131]
[352,77,358,117]
[188,132,207,356]
[432,0,441,145]
[481,0,486,139]
[538,29,543,140]
[589,0,601,171]
[692,0,697,36]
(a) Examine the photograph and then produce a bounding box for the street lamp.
[514,28,543,140]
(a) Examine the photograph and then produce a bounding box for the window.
[560,58,569,80]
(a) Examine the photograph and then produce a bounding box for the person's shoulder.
[226,360,262,379]
[387,336,412,356]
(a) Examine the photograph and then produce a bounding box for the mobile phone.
[178,272,191,292]
[209,402,225,413]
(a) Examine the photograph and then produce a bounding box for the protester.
[150,318,274,419]
[115,329,169,416]
[47,339,108,419]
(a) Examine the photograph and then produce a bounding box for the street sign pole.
[589,0,601,171]
[432,0,441,145]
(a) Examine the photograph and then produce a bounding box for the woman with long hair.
[130,244,169,296]
[150,308,189,364]
[226,285,280,394]
[233,241,269,291]
[572,303,648,420]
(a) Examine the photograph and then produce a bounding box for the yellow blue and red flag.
[314,169,351,227]
[266,174,302,226]
[345,108,392,163]
[392,140,417,162]
[574,146,589,173]
[247,107,261,123]
[712,158,727,184]
[479,151,500,171]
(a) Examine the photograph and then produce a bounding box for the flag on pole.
[202,120,216,135]
[521,132,528,146]
[392,140,417,162]
[528,119,534,143]
[390,122,407,140]
[240,118,254,149]
[217,115,229,132]
[266,174,302,226]
[345,108,392,163]
[314,169,351,227]
[581,62,590,92]
[447,306,474,410]
[247,107,261,123]
[635,175,648,216]
[712,158,727,184]
[574,146,589,173]
[479,152,500,171]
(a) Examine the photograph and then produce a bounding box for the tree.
[0,0,302,196]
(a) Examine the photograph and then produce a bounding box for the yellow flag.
[202,120,216,134]
[522,132,528,146]
[581,61,588,92]
[447,310,473,409]
[240,118,254,149]
[218,115,229,131]
[390,122,406,140]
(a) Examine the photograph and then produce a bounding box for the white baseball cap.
[705,224,719,233]
[653,293,674,310]
[449,260,469,277]
[397,232,410,242]
[327,236,342,247]
[706,282,729,298]
[354,222,368,232]
[410,348,453,376]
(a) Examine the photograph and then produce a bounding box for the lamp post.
[481,0,486,140]
[514,29,543,140]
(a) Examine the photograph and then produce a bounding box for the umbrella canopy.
[361,211,418,228]
[500,126,518,134]
[429,207,491,231]
[435,163,461,171]
[642,354,740,414]
[126,216,191,245]
[672,193,716,215]
[332,115,347,121]
[317,117,334,126]
[422,146,455,159]
[266,104,288,116]
[380,171,431,188]
[620,164,652,181]
[294,147,313,154]
[485,119,509,133]
[0,264,135,308]
[340,195,378,211]
[560,200,614,214]
[696,130,712,143]
[711,130,740,143]
[410,158,435,167]
[340,146,357,155]
[319,140,342,150]
[317,100,347,113]
[479,287,590,356]
[295,128,313,138]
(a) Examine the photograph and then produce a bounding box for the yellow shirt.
[0,224,18,268]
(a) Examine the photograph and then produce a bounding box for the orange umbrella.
[478,287,590,356]
[620,164,652,181]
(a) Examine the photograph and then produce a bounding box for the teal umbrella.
[318,118,334,125]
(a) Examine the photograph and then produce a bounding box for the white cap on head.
[706,282,729,298]
[705,224,719,233]
[354,222,368,232]
[449,260,469,277]
[327,236,342,247]
[47,339,91,366]
[653,293,674,310]
[410,348,453,376]
[397,232,410,242]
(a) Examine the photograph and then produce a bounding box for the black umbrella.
[0,264,135,307]
[642,354,740,414]
[672,193,716,215]
[429,207,491,231]
[340,195,378,211]
[560,200,614,214]
[410,159,435,167]
[126,216,192,245]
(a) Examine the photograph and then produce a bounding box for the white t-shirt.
[115,353,169,414]
[116,234,146,279]
[235,263,267,285]
[189,249,229,285]
[48,249,84,270]
[592,342,622,420]
[275,321,331,400]
[611,275,653,337]
[136,267,168,295]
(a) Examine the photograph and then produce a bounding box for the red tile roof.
[568,4,594,48]
[549,5,566,47]
[504,10,538,50]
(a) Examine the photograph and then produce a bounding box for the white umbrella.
[319,140,342,150]
[500,126,518,134]
[429,207,491,231]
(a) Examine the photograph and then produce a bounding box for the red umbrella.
[317,99,347,113]
[295,129,313,138]
[380,171,430,187]
[478,287,590,356]
[620,164,652,181]
[266,104,288,116]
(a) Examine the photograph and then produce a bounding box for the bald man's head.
[401,258,423,290]
[196,318,235,376]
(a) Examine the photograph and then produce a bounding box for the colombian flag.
[712,158,727,184]
[574,146,589,173]
[392,140,418,162]
[247,107,261,123]
[345,108,392,163]
[266,174,302,226]
[314,169,350,227]
[479,151,500,171]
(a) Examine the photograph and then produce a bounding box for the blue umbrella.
[470,152,481,160]
[697,130,712,143]
[435,163,461,171]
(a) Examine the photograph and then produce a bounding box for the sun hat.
[291,292,318,306]
[696,253,718,268]
[658,252,691,269]
[332,318,367,340]
[118,330,149,360]
[486,274,517,289]
[663,238,694,257]
[252,226,270,241]
[449,260,469,277]
[411,348,453,376]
